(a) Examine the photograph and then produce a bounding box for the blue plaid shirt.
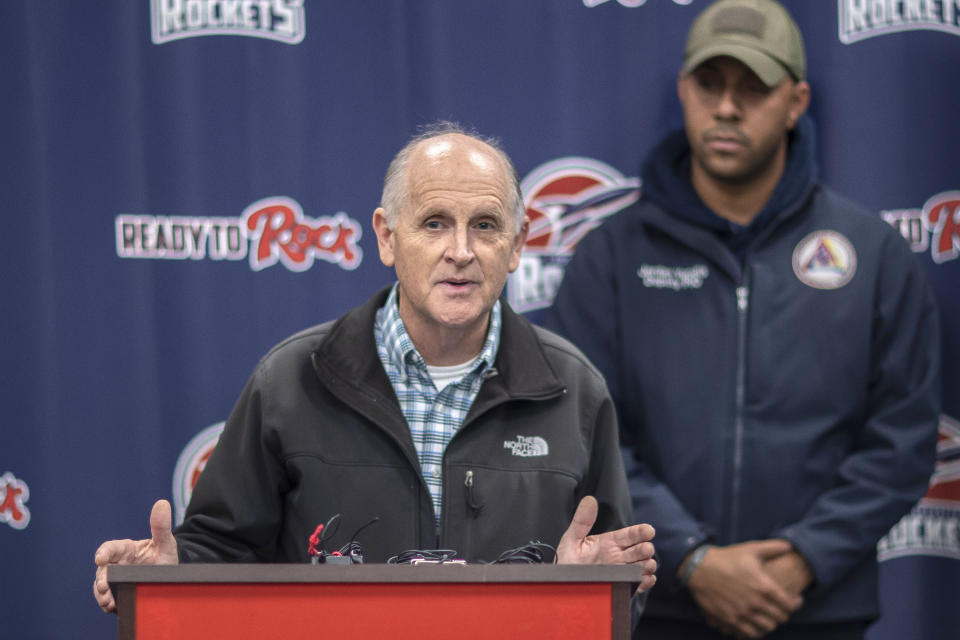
[374,284,501,529]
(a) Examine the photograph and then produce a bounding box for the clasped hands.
[685,540,813,639]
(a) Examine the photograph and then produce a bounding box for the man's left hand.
[556,495,658,592]
[764,550,813,598]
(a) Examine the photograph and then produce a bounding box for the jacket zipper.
[465,470,483,514]
[462,470,482,558]
[730,281,750,541]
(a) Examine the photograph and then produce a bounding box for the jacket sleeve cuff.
[774,526,822,594]
[662,533,713,592]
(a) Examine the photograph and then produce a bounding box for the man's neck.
[691,146,786,227]
[397,299,489,367]
[412,325,487,366]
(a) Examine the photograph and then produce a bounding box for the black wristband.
[679,543,712,587]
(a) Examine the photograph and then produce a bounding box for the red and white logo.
[1,472,31,530]
[507,157,640,313]
[923,191,960,264]
[882,190,960,264]
[923,414,960,509]
[878,414,960,561]
[244,197,363,272]
[172,422,225,525]
[116,196,363,272]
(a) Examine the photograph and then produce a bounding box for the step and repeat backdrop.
[2,2,958,638]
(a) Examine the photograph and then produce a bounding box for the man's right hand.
[684,540,803,639]
[93,499,180,613]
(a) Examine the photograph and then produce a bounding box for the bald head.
[380,122,525,233]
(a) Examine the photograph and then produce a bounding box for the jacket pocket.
[445,464,578,563]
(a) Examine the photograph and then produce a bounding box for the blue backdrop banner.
[1,1,957,637]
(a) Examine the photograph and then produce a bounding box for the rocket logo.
[923,414,960,508]
[507,157,640,313]
[878,414,960,561]
[172,422,225,525]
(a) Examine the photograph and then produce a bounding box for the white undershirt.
[426,357,479,392]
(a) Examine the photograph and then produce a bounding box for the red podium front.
[108,563,637,639]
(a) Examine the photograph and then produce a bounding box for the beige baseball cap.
[681,0,806,87]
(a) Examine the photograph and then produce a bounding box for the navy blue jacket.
[545,122,940,623]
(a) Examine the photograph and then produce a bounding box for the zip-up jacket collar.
[641,115,819,262]
[310,286,567,429]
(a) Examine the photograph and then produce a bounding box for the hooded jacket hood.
[640,115,819,261]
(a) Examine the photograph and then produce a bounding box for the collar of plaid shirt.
[374,283,502,530]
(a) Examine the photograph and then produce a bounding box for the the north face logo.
[504,435,549,457]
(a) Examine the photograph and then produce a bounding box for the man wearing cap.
[545,1,940,638]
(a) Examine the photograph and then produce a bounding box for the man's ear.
[787,80,811,130]
[372,208,395,268]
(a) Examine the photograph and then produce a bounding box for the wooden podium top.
[109,562,643,584]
